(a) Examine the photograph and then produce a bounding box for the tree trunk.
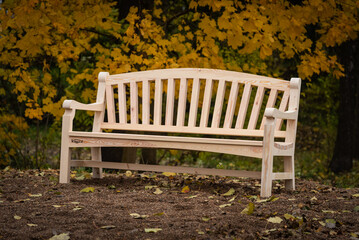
[330,39,359,173]
[141,148,157,165]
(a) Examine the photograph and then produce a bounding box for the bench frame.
[59,68,301,197]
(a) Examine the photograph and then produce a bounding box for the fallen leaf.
[107,185,116,189]
[80,187,95,193]
[3,166,11,172]
[52,205,62,208]
[130,213,149,219]
[187,195,198,199]
[49,233,70,240]
[72,207,82,211]
[100,225,116,229]
[181,186,190,193]
[14,215,21,220]
[325,219,336,229]
[27,223,38,227]
[145,185,157,190]
[153,212,164,216]
[145,228,162,233]
[219,203,232,208]
[71,202,80,205]
[197,231,205,235]
[283,213,295,220]
[322,210,336,213]
[268,196,279,202]
[352,193,359,198]
[267,217,283,224]
[228,196,236,202]
[75,175,85,180]
[202,217,210,222]
[222,188,235,196]
[140,173,150,178]
[241,202,254,215]
[256,196,279,203]
[153,188,163,195]
[28,193,42,197]
[311,196,318,201]
[125,171,132,177]
[162,172,176,177]
[354,206,359,212]
[319,221,326,226]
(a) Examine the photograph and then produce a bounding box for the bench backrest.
[96,68,300,139]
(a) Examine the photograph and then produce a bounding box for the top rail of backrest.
[106,68,290,91]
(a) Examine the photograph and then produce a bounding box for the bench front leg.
[261,117,275,198]
[59,109,75,183]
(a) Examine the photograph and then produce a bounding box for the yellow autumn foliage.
[0,0,358,167]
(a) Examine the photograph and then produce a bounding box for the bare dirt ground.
[0,168,358,240]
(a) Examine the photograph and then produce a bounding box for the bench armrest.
[62,100,104,111]
[264,108,297,120]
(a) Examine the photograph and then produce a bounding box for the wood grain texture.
[188,78,200,127]
[235,83,252,129]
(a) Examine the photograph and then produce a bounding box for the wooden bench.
[59,68,301,197]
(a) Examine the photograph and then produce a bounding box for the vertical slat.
[275,90,289,130]
[235,83,252,129]
[260,89,278,130]
[165,78,175,126]
[106,85,116,124]
[118,83,127,124]
[223,81,239,128]
[142,80,150,125]
[154,78,163,125]
[200,79,213,128]
[176,78,188,126]
[188,78,200,127]
[130,81,138,124]
[211,80,226,128]
[247,86,265,129]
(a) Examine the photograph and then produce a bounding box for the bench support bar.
[71,160,262,179]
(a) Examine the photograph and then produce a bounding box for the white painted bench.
[59,68,301,197]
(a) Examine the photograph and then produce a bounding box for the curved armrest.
[264,108,297,120]
[62,100,104,111]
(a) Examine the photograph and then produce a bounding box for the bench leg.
[91,147,103,179]
[261,117,275,198]
[59,140,71,183]
[284,155,295,190]
[261,150,274,198]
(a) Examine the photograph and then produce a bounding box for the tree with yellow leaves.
[0,0,358,172]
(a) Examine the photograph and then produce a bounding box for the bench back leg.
[284,155,295,190]
[91,147,103,178]
[260,117,275,198]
